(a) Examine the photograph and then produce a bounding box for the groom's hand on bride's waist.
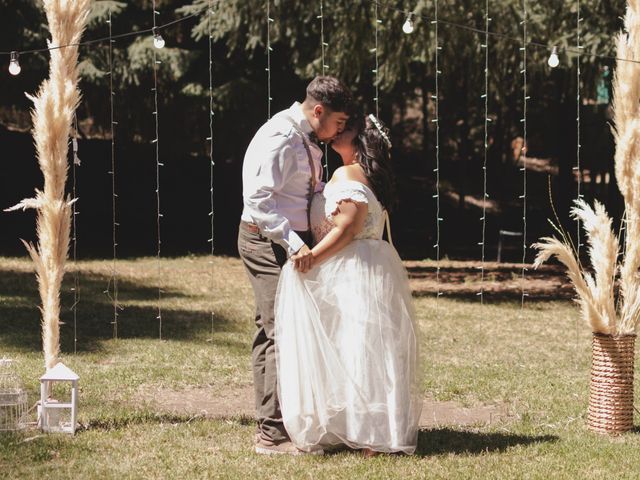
[291,245,314,273]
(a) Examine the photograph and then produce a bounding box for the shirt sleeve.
[245,133,306,256]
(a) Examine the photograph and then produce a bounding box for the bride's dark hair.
[349,113,396,210]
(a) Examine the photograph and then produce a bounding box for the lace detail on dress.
[310,196,334,244]
[310,180,386,245]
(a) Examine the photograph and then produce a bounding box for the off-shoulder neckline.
[325,179,373,193]
[324,179,386,210]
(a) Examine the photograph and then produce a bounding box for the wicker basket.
[587,333,636,434]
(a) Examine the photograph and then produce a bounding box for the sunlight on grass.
[2,256,640,479]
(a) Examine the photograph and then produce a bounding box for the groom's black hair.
[306,76,354,114]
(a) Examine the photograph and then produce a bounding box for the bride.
[275,113,422,455]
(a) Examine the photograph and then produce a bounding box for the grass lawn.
[2,255,640,479]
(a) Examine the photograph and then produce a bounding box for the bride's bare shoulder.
[329,164,369,186]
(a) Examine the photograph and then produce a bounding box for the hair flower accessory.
[368,114,392,148]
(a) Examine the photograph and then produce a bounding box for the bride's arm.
[308,200,368,269]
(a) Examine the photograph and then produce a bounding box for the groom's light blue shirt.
[241,102,324,256]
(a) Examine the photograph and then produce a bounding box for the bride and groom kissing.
[238,76,421,457]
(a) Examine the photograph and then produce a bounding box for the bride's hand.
[291,245,314,273]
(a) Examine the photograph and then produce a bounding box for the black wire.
[0,9,205,56]
[371,0,639,65]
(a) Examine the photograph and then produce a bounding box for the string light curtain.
[207,0,216,339]
[266,0,273,119]
[71,115,80,353]
[432,0,442,300]
[151,1,163,339]
[319,0,330,181]
[2,0,635,314]
[478,0,490,304]
[106,10,120,340]
[576,0,583,255]
[372,1,380,118]
[520,0,529,307]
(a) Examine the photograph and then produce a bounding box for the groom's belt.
[240,221,310,237]
[240,221,261,234]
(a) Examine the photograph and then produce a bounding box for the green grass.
[2,256,640,479]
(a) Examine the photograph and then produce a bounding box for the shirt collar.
[288,102,313,136]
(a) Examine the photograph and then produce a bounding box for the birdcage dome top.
[0,358,25,393]
[0,358,28,431]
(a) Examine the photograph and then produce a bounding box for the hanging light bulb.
[402,14,414,34]
[547,46,560,68]
[8,51,21,76]
[153,30,165,49]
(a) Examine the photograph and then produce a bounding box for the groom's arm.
[245,134,306,256]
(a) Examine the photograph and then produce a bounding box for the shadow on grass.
[407,263,574,303]
[74,412,255,433]
[415,428,558,456]
[0,267,245,354]
[411,290,572,303]
[78,412,217,432]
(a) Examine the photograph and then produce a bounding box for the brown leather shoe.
[254,439,324,456]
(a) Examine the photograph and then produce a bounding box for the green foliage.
[86,0,127,27]
[122,36,195,87]
[78,58,106,81]
[0,0,627,171]
[2,0,626,120]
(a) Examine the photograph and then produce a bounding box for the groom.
[238,76,353,455]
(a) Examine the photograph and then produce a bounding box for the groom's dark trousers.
[238,221,311,443]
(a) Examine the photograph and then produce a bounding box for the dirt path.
[143,385,513,428]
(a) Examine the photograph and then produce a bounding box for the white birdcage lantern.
[0,359,28,431]
[39,363,79,434]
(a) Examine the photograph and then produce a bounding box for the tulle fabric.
[275,239,422,454]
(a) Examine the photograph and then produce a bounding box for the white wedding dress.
[275,180,422,454]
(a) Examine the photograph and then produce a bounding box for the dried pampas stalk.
[5,0,90,370]
[571,200,619,333]
[613,0,640,333]
[533,207,614,335]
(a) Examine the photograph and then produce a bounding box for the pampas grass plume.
[5,0,90,370]
[535,0,640,336]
